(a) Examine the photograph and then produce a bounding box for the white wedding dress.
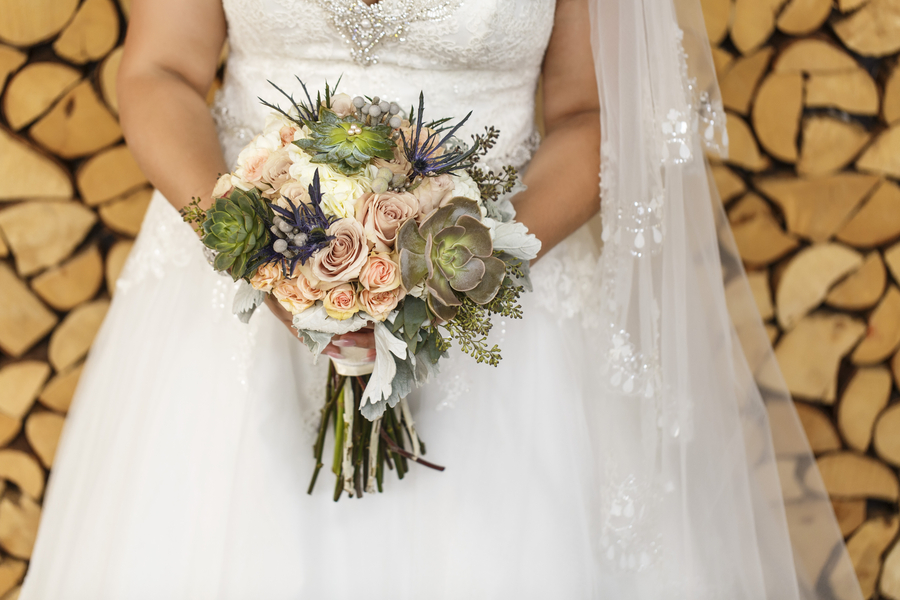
[20,1,862,599]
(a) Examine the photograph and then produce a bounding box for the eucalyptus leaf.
[292,303,370,336]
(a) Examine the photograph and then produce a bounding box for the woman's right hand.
[264,295,376,361]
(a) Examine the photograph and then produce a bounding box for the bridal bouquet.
[182,81,540,500]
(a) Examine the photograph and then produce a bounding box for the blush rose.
[311,218,369,287]
[354,191,419,252]
[323,283,360,320]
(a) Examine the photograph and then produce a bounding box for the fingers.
[332,330,377,349]
[323,345,377,361]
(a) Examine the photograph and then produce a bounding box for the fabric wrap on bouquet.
[585,0,864,597]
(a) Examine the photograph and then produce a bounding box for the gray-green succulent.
[397,197,505,321]
[201,188,271,281]
[293,108,395,176]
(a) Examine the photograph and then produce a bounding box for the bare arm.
[514,0,600,260]
[118,0,228,212]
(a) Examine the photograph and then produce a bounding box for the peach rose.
[413,174,455,218]
[354,192,419,252]
[249,262,284,292]
[274,181,310,210]
[235,147,270,184]
[295,270,326,302]
[261,150,293,190]
[360,288,404,321]
[359,253,401,293]
[273,278,316,315]
[323,283,360,320]
[279,125,301,147]
[330,93,355,118]
[211,173,234,200]
[311,218,369,287]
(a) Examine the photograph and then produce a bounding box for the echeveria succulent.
[294,108,395,176]
[397,197,505,321]
[201,187,272,281]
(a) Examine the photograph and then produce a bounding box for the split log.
[0,559,25,598]
[701,0,732,45]
[774,312,866,403]
[883,539,900,599]
[776,0,833,34]
[38,363,82,413]
[748,271,774,320]
[710,164,747,203]
[0,451,44,501]
[838,366,892,451]
[0,263,57,358]
[885,63,900,125]
[766,323,779,343]
[2,585,19,600]
[755,173,880,242]
[119,0,131,18]
[0,127,72,201]
[886,242,900,284]
[731,0,787,54]
[843,516,899,598]
[857,124,900,179]
[711,47,735,79]
[752,72,804,162]
[98,187,152,236]
[0,45,25,90]
[851,285,900,364]
[0,0,80,47]
[77,145,148,206]
[773,39,860,73]
[832,499,867,537]
[832,0,900,57]
[838,0,872,9]
[826,252,887,311]
[30,245,103,311]
[25,412,64,469]
[0,235,6,258]
[728,192,773,223]
[0,414,19,447]
[775,243,863,329]
[106,240,134,295]
[806,70,880,116]
[795,403,842,453]
[0,361,49,419]
[3,63,81,130]
[29,81,122,159]
[52,0,119,64]
[47,299,110,372]
[0,200,97,276]
[0,493,40,560]
[724,112,771,171]
[837,181,900,248]
[732,213,800,266]
[720,47,774,115]
[874,403,900,466]
[797,116,870,176]
[894,351,900,390]
[99,46,123,115]
[813,451,900,501]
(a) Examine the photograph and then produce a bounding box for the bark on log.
[813,452,900,501]
[3,63,81,130]
[838,366,892,451]
[0,362,48,420]
[851,285,900,364]
[755,174,880,242]
[77,144,148,207]
[721,47,774,115]
[837,181,900,248]
[29,81,122,159]
[24,412,64,469]
[753,72,804,162]
[832,0,900,57]
[826,252,887,311]
[857,124,900,179]
[0,127,72,202]
[776,244,863,329]
[47,299,110,372]
[52,0,119,65]
[38,363,82,414]
[0,0,79,47]
[30,245,103,311]
[797,116,870,176]
[0,200,96,277]
[0,264,57,358]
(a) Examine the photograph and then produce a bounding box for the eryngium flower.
[401,92,479,180]
[397,197,505,321]
[294,108,395,176]
[201,188,272,281]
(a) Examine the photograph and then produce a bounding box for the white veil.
[583,0,865,597]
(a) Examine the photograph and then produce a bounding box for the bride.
[20,0,864,598]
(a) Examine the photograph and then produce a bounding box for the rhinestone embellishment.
[318,0,461,66]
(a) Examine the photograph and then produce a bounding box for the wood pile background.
[0,0,897,596]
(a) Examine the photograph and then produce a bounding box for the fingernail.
[366,349,377,359]
[332,339,355,347]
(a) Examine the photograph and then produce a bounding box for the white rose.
[289,153,370,219]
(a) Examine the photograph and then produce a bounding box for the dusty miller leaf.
[232,281,266,323]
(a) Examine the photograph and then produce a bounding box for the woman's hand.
[264,296,376,361]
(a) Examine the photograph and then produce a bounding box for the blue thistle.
[251,170,338,277]
[401,92,479,180]
[258,77,343,128]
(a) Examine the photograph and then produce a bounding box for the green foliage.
[179,197,207,231]
[200,187,272,281]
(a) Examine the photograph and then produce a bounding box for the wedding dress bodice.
[214,0,557,168]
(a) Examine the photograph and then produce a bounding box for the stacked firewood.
[701,0,900,596]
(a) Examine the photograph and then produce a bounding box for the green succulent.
[201,187,272,281]
[397,197,506,321]
[294,108,395,176]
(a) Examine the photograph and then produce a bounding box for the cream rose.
[249,262,284,292]
[261,150,293,190]
[359,253,401,293]
[295,271,326,302]
[354,192,418,252]
[413,174,455,218]
[311,218,369,287]
[330,93,355,118]
[360,288,404,321]
[211,173,234,200]
[323,283,360,320]
[273,278,315,315]
[235,147,271,184]
[274,180,310,210]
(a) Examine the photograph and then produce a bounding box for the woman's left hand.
[264,295,376,361]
